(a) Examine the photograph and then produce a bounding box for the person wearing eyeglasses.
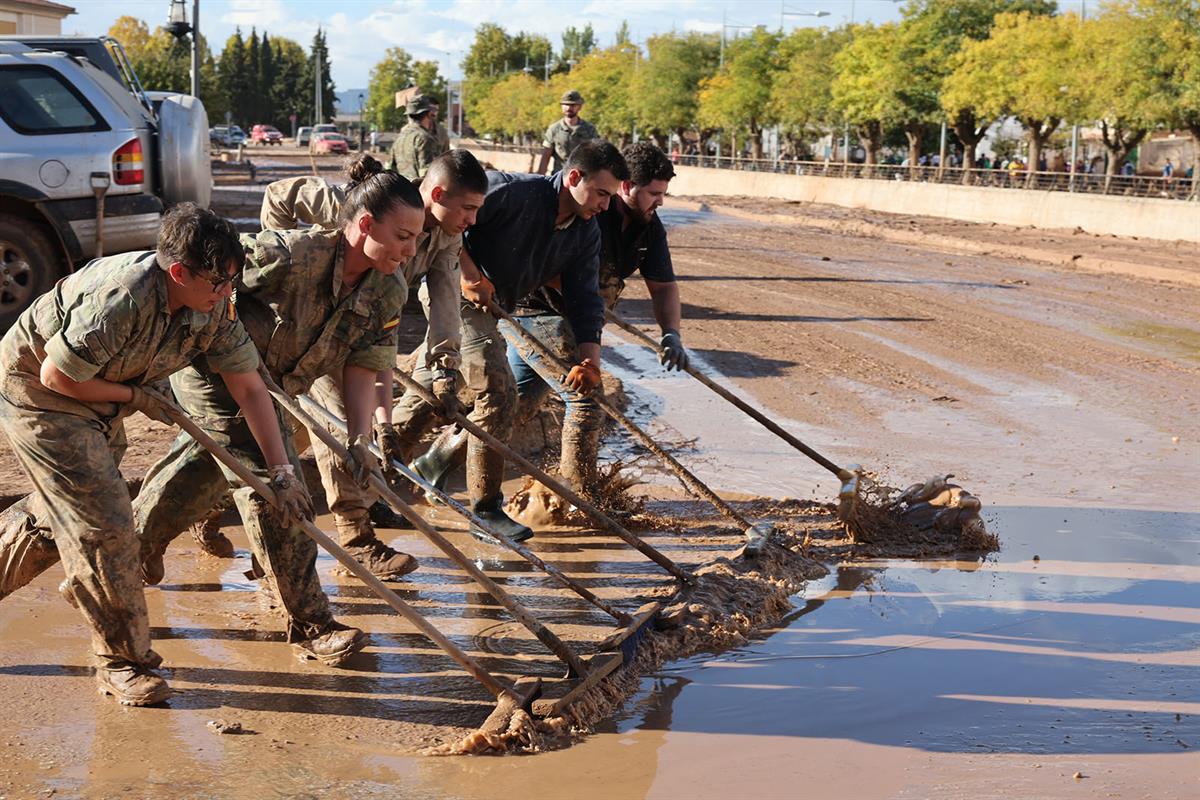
[0,203,304,707]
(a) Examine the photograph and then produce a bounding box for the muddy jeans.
[394,301,517,505]
[500,313,605,496]
[0,397,155,669]
[132,364,337,642]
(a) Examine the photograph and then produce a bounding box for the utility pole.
[189,0,199,98]
[314,41,322,125]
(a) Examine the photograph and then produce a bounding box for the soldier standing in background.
[390,94,441,182]
[429,96,451,154]
[537,90,599,175]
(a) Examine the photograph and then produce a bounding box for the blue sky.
[65,0,908,89]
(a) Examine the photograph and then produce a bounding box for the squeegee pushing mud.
[606,311,994,550]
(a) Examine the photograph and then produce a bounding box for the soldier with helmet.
[390,94,443,182]
[537,89,599,175]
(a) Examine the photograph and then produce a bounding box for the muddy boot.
[140,543,167,587]
[409,427,469,505]
[469,496,533,545]
[333,515,419,580]
[367,500,415,530]
[188,508,235,558]
[292,623,366,666]
[96,663,172,706]
[0,500,60,601]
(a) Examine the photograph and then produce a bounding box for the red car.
[251,124,283,145]
[310,132,348,154]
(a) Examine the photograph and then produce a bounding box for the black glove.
[659,329,688,372]
[431,369,467,420]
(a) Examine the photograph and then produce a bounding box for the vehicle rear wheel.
[0,217,64,331]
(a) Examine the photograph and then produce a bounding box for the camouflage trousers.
[394,301,517,505]
[307,372,379,532]
[499,313,605,496]
[0,397,156,669]
[132,365,336,642]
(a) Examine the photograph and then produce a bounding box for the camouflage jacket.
[542,118,599,172]
[236,228,405,395]
[0,250,258,417]
[389,121,440,182]
[256,176,462,371]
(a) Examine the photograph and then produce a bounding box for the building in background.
[0,0,75,35]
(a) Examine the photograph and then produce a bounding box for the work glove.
[268,464,313,527]
[659,329,689,372]
[373,421,403,473]
[340,434,385,489]
[460,272,495,312]
[127,385,176,426]
[561,358,602,395]
[431,369,467,420]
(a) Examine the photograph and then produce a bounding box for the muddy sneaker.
[367,500,415,530]
[292,625,366,666]
[96,665,172,706]
[335,540,419,581]
[189,517,235,558]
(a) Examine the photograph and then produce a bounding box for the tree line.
[414,0,1197,181]
[106,16,336,133]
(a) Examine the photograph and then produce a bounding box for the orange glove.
[460,272,495,311]
[561,358,602,395]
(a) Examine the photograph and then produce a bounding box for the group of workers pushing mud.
[0,89,696,709]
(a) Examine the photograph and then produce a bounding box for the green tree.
[367,47,415,132]
[218,29,251,126]
[615,20,632,46]
[106,15,225,121]
[247,28,261,121]
[1151,0,1200,194]
[632,31,720,149]
[270,37,311,134]
[697,27,780,159]
[413,60,447,109]
[462,23,553,128]
[831,24,906,165]
[259,32,276,127]
[769,27,847,158]
[306,28,337,125]
[561,24,596,63]
[473,72,551,142]
[564,44,638,143]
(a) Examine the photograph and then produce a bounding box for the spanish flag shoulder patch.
[226,298,238,322]
[382,316,400,331]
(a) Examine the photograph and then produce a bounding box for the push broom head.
[836,467,996,551]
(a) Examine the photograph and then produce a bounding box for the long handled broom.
[605,310,988,547]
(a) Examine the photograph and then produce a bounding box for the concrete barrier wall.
[462,147,1199,243]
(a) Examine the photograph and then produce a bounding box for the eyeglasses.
[192,268,238,291]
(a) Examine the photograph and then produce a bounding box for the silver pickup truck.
[0,36,210,328]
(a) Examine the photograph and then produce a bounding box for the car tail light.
[112,138,144,185]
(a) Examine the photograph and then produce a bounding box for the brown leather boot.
[189,509,235,558]
[96,664,172,706]
[333,516,419,580]
[292,623,366,666]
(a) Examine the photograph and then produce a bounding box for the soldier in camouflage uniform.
[389,94,442,182]
[537,90,600,175]
[0,204,310,705]
[504,142,688,500]
[429,96,451,155]
[134,168,426,652]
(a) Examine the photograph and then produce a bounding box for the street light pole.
[189,0,199,99]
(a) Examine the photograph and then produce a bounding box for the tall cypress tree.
[247,28,261,124]
[259,31,277,128]
[306,29,336,124]
[217,27,249,127]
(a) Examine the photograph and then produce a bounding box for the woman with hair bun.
[133,161,426,664]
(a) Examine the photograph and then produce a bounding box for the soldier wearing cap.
[537,89,600,175]
[389,94,442,182]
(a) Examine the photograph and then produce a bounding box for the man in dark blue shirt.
[398,141,628,543]
[504,142,687,501]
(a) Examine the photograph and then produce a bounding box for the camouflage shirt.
[389,121,441,182]
[542,117,600,172]
[257,176,462,371]
[0,250,259,417]
[236,228,406,396]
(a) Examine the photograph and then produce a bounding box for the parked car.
[251,123,282,145]
[313,123,337,135]
[208,124,245,148]
[310,131,348,154]
[0,35,210,328]
[296,125,313,146]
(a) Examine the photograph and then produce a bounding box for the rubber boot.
[409,426,469,505]
[466,435,533,544]
[96,663,172,706]
[367,499,415,530]
[291,622,366,667]
[333,515,419,580]
[189,508,235,558]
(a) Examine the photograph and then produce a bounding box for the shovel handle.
[606,310,846,478]
[148,392,511,699]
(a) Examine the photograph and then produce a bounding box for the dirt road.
[0,198,1196,797]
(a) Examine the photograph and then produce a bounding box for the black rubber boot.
[409,427,469,505]
[367,500,415,530]
[469,496,534,545]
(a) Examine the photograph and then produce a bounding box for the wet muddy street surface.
[1,200,1197,797]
